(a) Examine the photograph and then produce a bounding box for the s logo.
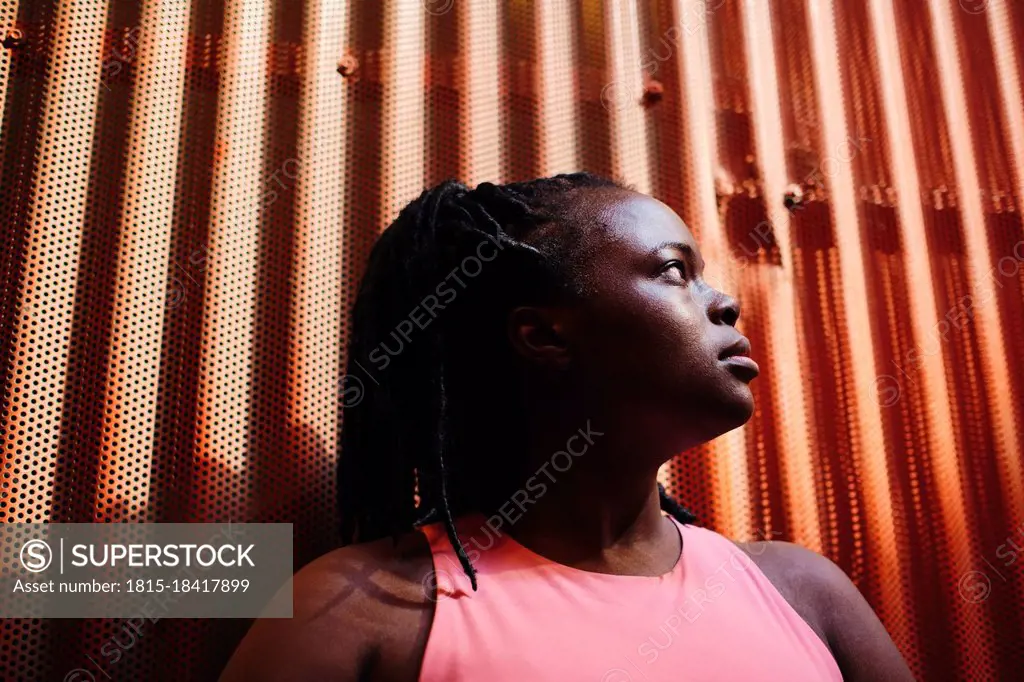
[20,539,53,573]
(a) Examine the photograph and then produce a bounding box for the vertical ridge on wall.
[501,0,537,180]
[845,0,986,674]
[534,0,580,177]
[706,0,790,541]
[1,2,110,674]
[380,0,425,227]
[898,1,1024,677]
[866,0,966,674]
[603,0,650,193]
[277,0,348,549]
[94,0,190,522]
[0,0,18,153]
[740,0,822,554]
[770,0,859,585]
[1,0,107,523]
[987,0,1024,211]
[192,0,272,520]
[869,0,992,675]
[804,0,916,656]
[667,0,751,539]
[928,4,1024,672]
[457,1,501,185]
[929,0,1023,530]
[958,0,1024,528]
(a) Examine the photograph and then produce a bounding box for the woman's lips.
[721,354,760,379]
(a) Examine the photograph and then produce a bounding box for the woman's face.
[559,189,757,451]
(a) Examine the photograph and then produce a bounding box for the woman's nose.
[708,287,740,326]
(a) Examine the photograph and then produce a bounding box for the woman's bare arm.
[219,534,436,682]
[809,549,917,681]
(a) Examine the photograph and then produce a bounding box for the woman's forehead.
[588,191,700,259]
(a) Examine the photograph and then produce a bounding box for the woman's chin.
[731,390,756,425]
[732,379,756,413]
[709,385,756,432]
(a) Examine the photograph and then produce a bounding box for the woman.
[220,173,915,681]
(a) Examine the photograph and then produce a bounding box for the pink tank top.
[416,511,843,681]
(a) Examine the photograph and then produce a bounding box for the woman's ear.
[505,305,573,370]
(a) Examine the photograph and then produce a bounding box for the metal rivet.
[783,184,805,211]
[337,54,359,78]
[2,28,26,49]
[641,78,664,108]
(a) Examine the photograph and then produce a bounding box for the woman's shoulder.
[726,535,843,653]
[219,527,437,682]
[683,523,833,607]
[727,536,916,680]
[690,530,830,646]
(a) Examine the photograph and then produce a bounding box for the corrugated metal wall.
[1,0,1022,679]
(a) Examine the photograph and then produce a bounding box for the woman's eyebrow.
[647,240,705,270]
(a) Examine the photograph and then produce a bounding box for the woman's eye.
[660,261,688,282]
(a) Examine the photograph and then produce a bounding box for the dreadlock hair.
[338,172,697,592]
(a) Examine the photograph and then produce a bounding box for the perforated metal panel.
[1,1,1022,680]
